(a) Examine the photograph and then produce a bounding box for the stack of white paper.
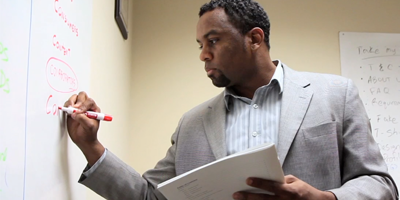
[157,143,284,200]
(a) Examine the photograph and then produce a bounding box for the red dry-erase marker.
[58,106,113,121]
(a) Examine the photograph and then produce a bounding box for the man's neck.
[229,61,277,99]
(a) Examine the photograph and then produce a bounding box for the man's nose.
[200,48,212,61]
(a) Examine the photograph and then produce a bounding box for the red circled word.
[54,0,79,36]
[46,57,78,93]
[53,35,71,56]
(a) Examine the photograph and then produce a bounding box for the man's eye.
[210,39,218,44]
[199,45,203,50]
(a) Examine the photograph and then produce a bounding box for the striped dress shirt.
[224,60,283,155]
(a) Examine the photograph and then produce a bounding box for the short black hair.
[199,0,271,50]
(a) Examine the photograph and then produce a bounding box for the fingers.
[75,91,89,108]
[246,177,282,194]
[64,91,101,112]
[232,177,287,200]
[78,97,101,113]
[284,175,297,184]
[64,91,101,123]
[246,175,299,193]
[64,93,78,108]
[63,91,87,109]
[233,176,318,200]
[233,192,272,200]
[76,91,101,113]
[232,178,280,200]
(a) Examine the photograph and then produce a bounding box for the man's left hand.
[232,175,336,200]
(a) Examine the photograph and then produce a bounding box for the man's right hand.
[64,91,105,166]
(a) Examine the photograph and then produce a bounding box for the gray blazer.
[81,64,398,200]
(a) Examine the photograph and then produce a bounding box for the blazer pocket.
[302,121,336,139]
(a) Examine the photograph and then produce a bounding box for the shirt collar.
[223,60,284,110]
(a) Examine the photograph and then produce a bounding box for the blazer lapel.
[278,65,313,165]
[200,65,313,163]
[202,93,227,160]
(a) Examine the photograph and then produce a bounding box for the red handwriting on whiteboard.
[46,95,59,115]
[46,57,78,93]
[54,0,79,36]
[53,35,71,56]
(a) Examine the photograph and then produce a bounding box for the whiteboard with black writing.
[0,0,92,199]
[340,32,400,186]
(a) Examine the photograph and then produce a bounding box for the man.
[65,0,398,199]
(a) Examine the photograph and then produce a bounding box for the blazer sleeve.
[329,79,398,199]
[79,118,184,200]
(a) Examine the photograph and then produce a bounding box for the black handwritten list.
[340,32,400,185]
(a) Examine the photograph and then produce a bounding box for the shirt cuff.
[79,148,107,182]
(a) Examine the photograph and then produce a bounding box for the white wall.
[87,1,134,199]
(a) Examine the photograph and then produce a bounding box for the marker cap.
[104,115,113,121]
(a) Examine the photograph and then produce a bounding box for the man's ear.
[248,27,264,50]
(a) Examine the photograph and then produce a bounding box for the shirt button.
[253,104,258,109]
[252,132,258,137]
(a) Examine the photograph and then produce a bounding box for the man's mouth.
[206,68,215,76]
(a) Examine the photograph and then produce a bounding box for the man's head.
[199,0,271,50]
[196,0,273,91]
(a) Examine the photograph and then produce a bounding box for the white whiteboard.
[340,32,400,186]
[0,0,92,199]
